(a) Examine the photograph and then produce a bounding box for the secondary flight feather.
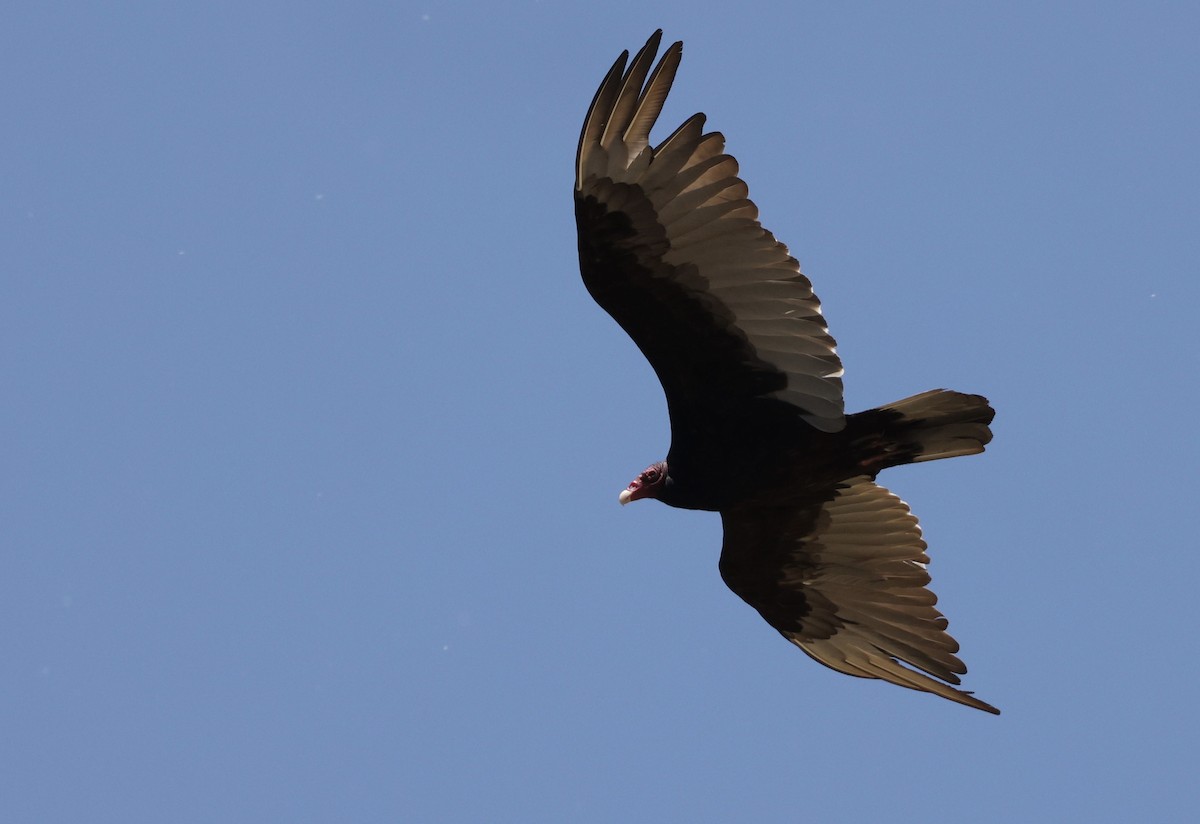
[574,31,998,714]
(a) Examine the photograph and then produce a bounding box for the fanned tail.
[878,389,995,463]
[851,389,994,472]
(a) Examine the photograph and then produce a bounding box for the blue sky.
[4,2,1198,821]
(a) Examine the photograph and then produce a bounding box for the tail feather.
[877,389,995,464]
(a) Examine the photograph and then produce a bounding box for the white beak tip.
[618,489,633,506]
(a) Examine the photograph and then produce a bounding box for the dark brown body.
[574,32,999,713]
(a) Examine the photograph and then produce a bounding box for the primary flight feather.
[574,31,998,714]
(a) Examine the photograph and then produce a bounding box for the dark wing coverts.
[574,31,845,434]
[719,477,999,714]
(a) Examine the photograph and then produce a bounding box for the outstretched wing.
[718,476,998,714]
[575,31,845,435]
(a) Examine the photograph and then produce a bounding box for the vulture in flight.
[574,32,999,714]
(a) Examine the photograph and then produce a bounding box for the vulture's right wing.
[718,476,999,714]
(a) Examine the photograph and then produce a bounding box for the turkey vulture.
[574,32,999,714]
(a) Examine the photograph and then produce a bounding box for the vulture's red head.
[619,461,668,505]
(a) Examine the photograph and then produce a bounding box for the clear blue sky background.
[4,2,1198,821]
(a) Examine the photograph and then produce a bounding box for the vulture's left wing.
[575,31,845,435]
